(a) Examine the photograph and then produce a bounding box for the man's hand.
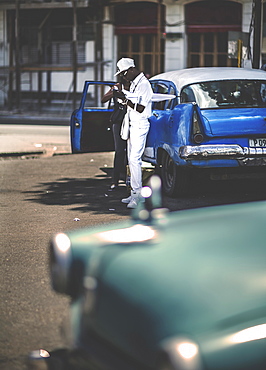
[113,89,126,101]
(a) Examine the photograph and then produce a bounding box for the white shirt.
[123,72,153,120]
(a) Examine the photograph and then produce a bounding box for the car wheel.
[161,152,189,196]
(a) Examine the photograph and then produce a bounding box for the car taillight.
[194,133,204,144]
[192,110,204,144]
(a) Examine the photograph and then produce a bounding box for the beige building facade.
[0,0,264,111]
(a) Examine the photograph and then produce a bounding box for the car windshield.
[180,80,266,109]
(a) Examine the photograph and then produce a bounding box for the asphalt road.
[0,151,130,370]
[2,148,266,370]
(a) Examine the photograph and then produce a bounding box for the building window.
[186,1,242,67]
[188,32,238,67]
[16,8,93,67]
[114,2,165,77]
[117,33,164,78]
[51,42,86,65]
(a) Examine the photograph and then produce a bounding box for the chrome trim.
[49,233,72,295]
[180,144,266,161]
[82,276,98,315]
[28,349,51,370]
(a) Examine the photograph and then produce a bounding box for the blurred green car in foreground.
[30,177,266,370]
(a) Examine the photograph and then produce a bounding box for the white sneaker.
[127,197,139,209]
[127,192,144,209]
[121,195,132,204]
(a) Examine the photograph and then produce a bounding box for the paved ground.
[0,106,69,154]
[0,150,132,370]
[0,119,71,157]
[2,115,266,370]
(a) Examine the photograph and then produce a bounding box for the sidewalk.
[0,111,71,157]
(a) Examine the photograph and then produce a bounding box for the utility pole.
[15,0,21,111]
[93,0,103,105]
[157,0,162,74]
[252,0,263,69]
[8,13,14,111]
[72,0,78,110]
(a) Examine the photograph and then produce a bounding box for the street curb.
[0,150,45,158]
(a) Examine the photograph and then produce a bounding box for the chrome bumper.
[180,145,266,166]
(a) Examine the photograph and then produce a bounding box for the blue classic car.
[29,176,266,370]
[145,68,266,195]
[70,68,266,196]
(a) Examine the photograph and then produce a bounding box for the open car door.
[70,81,116,153]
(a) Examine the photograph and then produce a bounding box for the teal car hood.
[66,202,266,367]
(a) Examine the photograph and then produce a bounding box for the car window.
[84,84,113,110]
[180,86,196,104]
[152,82,176,110]
[166,86,176,109]
[180,80,266,109]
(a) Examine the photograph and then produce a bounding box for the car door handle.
[153,113,159,117]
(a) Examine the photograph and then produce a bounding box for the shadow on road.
[163,175,266,211]
[22,168,130,216]
[21,159,266,215]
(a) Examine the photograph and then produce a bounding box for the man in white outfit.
[114,58,153,209]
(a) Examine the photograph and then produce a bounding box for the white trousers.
[127,118,150,192]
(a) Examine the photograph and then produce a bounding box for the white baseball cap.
[114,58,135,76]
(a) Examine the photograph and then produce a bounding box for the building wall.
[164,3,185,71]
[108,0,254,75]
[50,40,95,93]
[242,0,253,68]
[0,0,259,108]
[103,6,116,82]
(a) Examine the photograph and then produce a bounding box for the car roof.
[150,67,266,92]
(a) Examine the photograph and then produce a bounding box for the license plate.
[249,138,266,147]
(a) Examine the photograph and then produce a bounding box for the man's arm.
[101,83,123,103]
[101,88,113,103]
[125,99,145,113]
[115,89,146,113]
